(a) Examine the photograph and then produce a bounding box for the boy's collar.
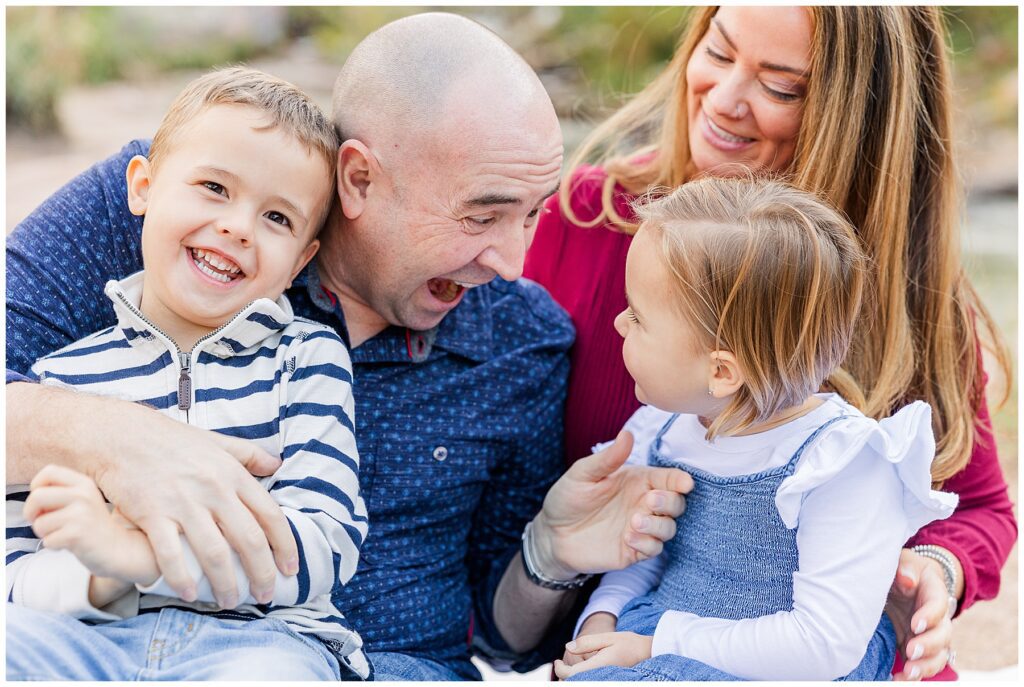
[105,271,295,357]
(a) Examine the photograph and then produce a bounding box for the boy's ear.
[336,140,380,221]
[288,239,321,287]
[708,350,744,399]
[125,155,152,216]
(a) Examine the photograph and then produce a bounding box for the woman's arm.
[906,392,1016,613]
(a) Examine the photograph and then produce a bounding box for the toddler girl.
[554,177,957,681]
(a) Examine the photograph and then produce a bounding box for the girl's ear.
[707,350,744,398]
[125,155,152,216]
[336,139,381,220]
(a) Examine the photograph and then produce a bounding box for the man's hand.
[97,404,298,608]
[533,431,693,578]
[554,631,653,679]
[24,465,158,585]
[887,548,957,681]
[8,383,296,609]
[562,612,618,668]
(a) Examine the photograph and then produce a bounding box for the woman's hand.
[886,548,958,680]
[532,431,693,578]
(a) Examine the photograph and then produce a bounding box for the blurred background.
[6,5,1018,678]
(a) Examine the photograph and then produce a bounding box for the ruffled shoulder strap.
[775,401,959,531]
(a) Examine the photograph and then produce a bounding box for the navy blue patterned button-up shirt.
[6,140,574,677]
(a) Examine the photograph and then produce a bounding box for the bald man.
[7,13,690,680]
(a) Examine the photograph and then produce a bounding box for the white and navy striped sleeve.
[265,323,367,601]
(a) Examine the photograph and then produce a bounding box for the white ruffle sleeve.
[775,400,958,537]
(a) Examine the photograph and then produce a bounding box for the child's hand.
[554,631,653,679]
[562,612,618,667]
[24,465,158,586]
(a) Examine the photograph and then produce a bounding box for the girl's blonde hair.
[565,6,1010,483]
[637,177,866,440]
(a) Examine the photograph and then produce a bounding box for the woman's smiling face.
[686,6,812,176]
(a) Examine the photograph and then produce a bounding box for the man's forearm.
[6,382,121,483]
[492,550,579,654]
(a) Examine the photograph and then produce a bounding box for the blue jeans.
[366,651,478,681]
[6,604,346,681]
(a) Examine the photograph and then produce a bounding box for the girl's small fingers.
[567,632,617,655]
[553,659,572,679]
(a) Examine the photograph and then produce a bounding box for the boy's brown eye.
[203,181,226,196]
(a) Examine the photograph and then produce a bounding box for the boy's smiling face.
[128,103,332,347]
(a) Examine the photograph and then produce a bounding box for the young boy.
[6,67,370,680]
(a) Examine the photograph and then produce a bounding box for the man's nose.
[478,224,526,282]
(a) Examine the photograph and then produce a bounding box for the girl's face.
[614,226,718,415]
[685,6,812,175]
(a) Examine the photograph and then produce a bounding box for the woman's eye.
[265,211,292,228]
[705,46,730,64]
[763,84,801,103]
[203,181,226,196]
[627,307,639,324]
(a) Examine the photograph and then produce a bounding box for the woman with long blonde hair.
[525,6,1014,681]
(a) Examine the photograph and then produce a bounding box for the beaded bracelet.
[911,544,960,612]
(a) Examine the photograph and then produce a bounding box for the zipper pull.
[178,351,192,411]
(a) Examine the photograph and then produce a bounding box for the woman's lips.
[701,110,756,151]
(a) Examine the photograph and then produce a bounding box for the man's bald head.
[331,12,553,162]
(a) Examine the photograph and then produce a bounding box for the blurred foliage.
[6,6,273,133]
[945,6,1018,128]
[6,5,1019,133]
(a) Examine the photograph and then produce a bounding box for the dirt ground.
[5,57,1018,675]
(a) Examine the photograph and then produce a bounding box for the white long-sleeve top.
[6,272,369,675]
[577,394,958,680]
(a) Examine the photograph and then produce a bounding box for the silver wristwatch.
[520,520,593,591]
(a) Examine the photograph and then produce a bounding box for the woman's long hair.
[562,6,1011,484]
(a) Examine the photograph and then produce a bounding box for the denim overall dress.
[572,413,897,682]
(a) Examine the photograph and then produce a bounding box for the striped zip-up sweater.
[6,271,370,677]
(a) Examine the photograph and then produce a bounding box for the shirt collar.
[297,262,494,363]
[105,271,294,356]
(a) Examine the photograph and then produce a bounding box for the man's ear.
[288,239,320,287]
[125,155,152,216]
[707,350,744,399]
[336,140,379,220]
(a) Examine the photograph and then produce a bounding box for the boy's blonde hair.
[149,66,339,234]
[636,177,867,440]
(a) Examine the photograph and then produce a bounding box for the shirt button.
[432,446,448,462]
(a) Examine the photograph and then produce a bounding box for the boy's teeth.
[190,248,242,281]
[196,260,232,283]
